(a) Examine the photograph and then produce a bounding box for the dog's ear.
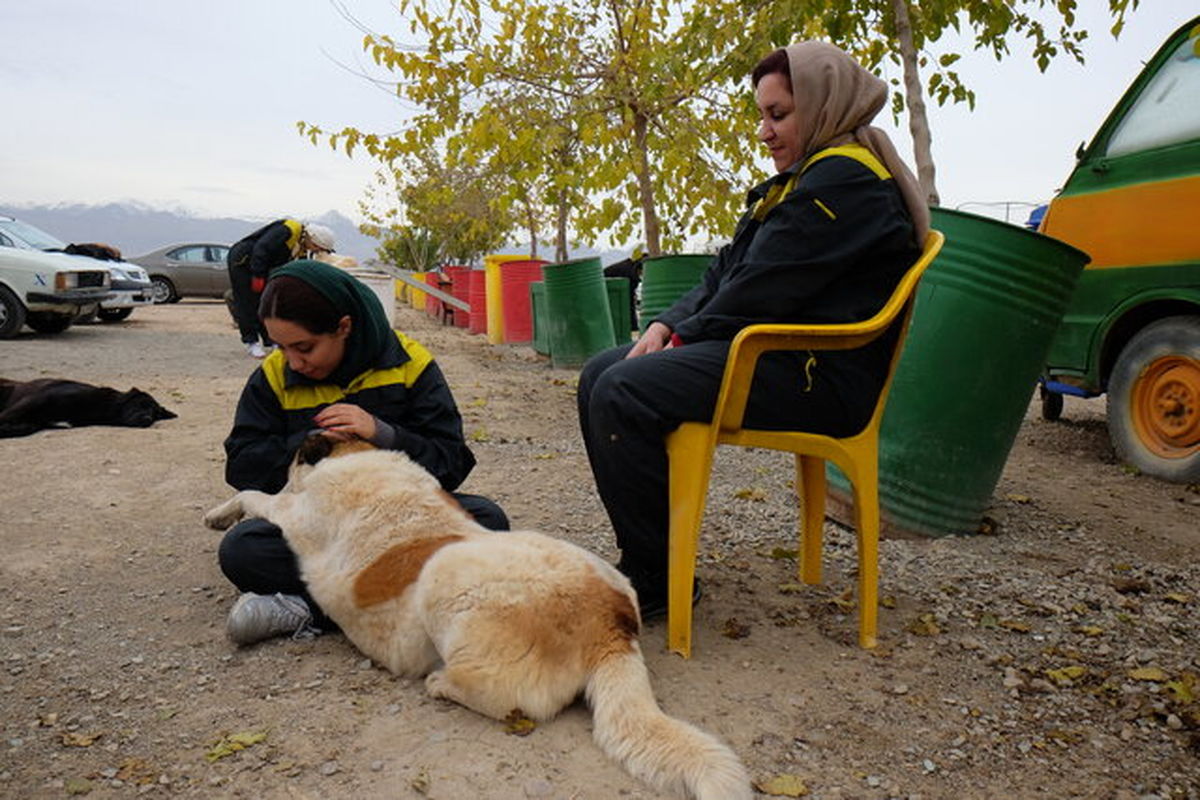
[295,432,334,466]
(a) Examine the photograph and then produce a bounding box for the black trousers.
[218,493,509,629]
[226,242,269,346]
[577,341,869,583]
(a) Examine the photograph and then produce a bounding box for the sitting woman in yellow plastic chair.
[576,40,931,620]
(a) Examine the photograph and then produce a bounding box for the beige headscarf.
[784,41,930,244]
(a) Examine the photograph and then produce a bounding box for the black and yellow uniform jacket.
[226,219,304,278]
[654,143,920,424]
[224,330,476,494]
[656,144,918,342]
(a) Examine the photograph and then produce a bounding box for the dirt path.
[1,300,1197,799]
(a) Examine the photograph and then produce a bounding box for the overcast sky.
[0,1,1189,233]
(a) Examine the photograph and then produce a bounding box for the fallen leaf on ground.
[60,732,103,748]
[1129,667,1170,682]
[503,710,536,736]
[1046,665,1088,685]
[906,613,940,636]
[205,730,267,762]
[754,773,809,796]
[64,777,93,795]
[721,618,751,639]
[733,487,767,501]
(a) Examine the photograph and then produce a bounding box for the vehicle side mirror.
[1075,141,1087,162]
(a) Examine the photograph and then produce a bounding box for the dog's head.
[287,432,376,486]
[116,389,177,428]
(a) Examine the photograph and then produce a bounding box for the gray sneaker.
[226,592,317,645]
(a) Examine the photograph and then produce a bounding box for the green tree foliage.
[357,155,513,266]
[793,0,1141,204]
[299,0,797,256]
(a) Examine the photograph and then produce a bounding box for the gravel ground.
[0,299,1197,799]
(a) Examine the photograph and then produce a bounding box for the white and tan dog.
[204,437,750,800]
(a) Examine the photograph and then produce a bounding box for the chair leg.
[798,455,826,585]
[851,478,880,649]
[666,423,717,659]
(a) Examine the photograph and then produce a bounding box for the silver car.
[128,243,231,303]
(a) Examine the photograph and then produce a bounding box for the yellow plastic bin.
[483,254,535,344]
[410,271,428,311]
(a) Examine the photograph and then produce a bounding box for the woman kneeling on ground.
[217,259,508,644]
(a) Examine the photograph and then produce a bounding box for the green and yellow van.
[1039,15,1200,482]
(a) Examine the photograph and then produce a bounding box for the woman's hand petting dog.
[313,403,376,441]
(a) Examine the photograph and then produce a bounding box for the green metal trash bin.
[530,281,550,355]
[639,254,712,331]
[829,208,1090,537]
[605,277,632,345]
[542,257,616,368]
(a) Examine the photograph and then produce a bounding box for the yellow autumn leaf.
[1005,493,1032,503]
[754,773,809,796]
[1076,625,1104,637]
[906,613,940,636]
[733,487,767,501]
[1164,592,1192,604]
[468,428,490,442]
[60,731,103,747]
[1045,665,1087,685]
[1165,679,1196,704]
[999,619,1031,633]
[503,710,536,737]
[206,730,268,762]
[1129,667,1170,682]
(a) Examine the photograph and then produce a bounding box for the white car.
[0,239,112,339]
[0,215,153,323]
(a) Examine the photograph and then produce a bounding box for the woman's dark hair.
[258,275,344,334]
[751,47,791,90]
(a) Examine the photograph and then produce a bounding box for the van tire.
[1107,316,1200,482]
[0,285,26,339]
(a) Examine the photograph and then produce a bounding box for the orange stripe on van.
[1040,175,1200,269]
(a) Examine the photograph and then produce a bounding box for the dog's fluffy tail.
[587,647,751,800]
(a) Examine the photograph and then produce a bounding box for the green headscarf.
[268,259,394,387]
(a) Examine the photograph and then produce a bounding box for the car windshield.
[0,218,68,251]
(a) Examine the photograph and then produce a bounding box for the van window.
[1106,33,1200,157]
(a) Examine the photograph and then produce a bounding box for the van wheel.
[0,285,27,338]
[1039,385,1064,421]
[1107,316,1200,482]
[25,312,73,334]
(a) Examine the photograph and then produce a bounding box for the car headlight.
[55,272,79,290]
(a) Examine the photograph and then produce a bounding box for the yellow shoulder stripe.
[802,144,892,180]
[263,330,435,411]
[283,219,303,255]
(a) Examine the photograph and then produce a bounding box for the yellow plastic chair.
[665,230,944,657]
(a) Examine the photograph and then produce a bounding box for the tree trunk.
[891,0,940,206]
[524,197,539,258]
[631,110,662,256]
[555,193,570,263]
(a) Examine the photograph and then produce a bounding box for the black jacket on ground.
[223,330,475,494]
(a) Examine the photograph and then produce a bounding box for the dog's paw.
[424,669,457,702]
[202,501,241,530]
